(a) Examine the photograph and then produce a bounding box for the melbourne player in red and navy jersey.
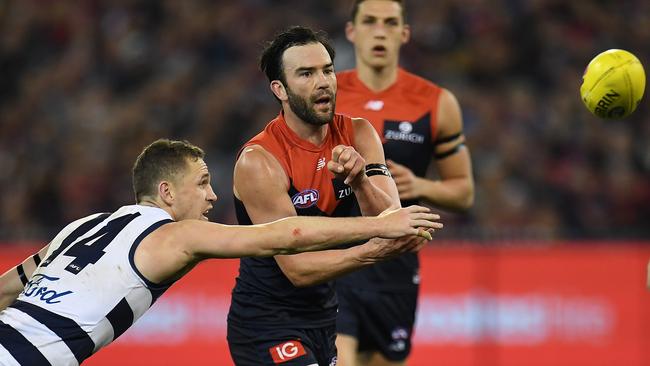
[335,1,475,365]
[226,26,438,366]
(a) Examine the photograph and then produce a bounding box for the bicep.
[435,145,473,180]
[352,118,400,203]
[434,88,473,180]
[234,145,297,223]
[234,147,329,274]
[352,117,386,165]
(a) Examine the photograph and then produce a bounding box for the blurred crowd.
[1,0,649,242]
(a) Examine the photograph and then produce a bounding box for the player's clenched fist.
[327,145,366,186]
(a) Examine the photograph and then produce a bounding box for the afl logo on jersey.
[292,189,320,208]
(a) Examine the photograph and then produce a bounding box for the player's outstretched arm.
[135,214,440,286]
[179,204,439,259]
[0,245,50,311]
[227,144,440,287]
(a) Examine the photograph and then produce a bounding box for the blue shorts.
[335,285,417,361]
[227,322,337,366]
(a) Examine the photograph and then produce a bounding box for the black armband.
[365,163,391,178]
[17,264,28,286]
[32,253,41,266]
[435,143,464,160]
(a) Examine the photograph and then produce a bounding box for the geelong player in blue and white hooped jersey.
[0,139,442,366]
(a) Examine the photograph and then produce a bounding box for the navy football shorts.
[227,322,337,366]
[336,285,418,361]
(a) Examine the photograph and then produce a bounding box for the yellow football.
[580,49,645,119]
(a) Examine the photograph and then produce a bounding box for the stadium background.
[1,0,648,365]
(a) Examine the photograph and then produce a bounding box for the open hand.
[386,159,421,200]
[377,205,442,240]
[360,234,431,263]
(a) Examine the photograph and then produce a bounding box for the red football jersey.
[241,111,357,216]
[336,68,442,145]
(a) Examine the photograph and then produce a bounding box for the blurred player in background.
[335,1,475,365]
[0,139,440,366]
[226,26,439,366]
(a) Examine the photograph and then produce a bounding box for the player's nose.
[207,185,218,202]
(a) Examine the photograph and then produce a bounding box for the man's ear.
[345,21,355,43]
[401,23,411,44]
[158,181,174,206]
[271,80,288,101]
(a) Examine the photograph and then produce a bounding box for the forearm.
[0,266,27,311]
[0,249,47,311]
[416,176,474,211]
[268,216,383,253]
[352,177,399,216]
[277,245,373,287]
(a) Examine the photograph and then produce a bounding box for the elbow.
[443,189,474,212]
[283,271,319,288]
[456,182,475,211]
[459,191,474,211]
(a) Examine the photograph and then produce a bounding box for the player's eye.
[386,19,399,26]
[300,71,312,77]
[362,17,375,25]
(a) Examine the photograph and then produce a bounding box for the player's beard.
[286,87,335,126]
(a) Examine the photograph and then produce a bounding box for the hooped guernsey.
[228,112,363,329]
[335,68,443,292]
[0,205,175,366]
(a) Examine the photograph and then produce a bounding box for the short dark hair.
[350,0,406,23]
[132,139,205,202]
[259,26,336,85]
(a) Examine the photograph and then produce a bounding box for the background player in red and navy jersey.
[226,26,441,366]
[335,1,475,365]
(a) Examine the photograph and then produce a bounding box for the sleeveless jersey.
[228,112,362,329]
[335,68,442,291]
[0,205,174,366]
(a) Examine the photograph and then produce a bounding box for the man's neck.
[139,199,175,220]
[282,108,329,146]
[356,62,399,93]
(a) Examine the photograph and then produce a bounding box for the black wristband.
[365,163,391,177]
[17,264,28,286]
[365,163,388,170]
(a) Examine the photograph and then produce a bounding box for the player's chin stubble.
[286,88,334,126]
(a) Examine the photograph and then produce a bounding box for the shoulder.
[437,88,461,118]
[52,212,110,241]
[332,114,376,137]
[236,145,284,175]
[335,69,356,88]
[235,145,288,191]
[398,69,442,99]
[350,117,381,147]
[350,116,373,131]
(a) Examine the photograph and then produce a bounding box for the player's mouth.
[202,207,212,221]
[371,45,387,57]
[313,94,332,110]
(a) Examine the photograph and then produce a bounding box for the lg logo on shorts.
[269,340,307,364]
